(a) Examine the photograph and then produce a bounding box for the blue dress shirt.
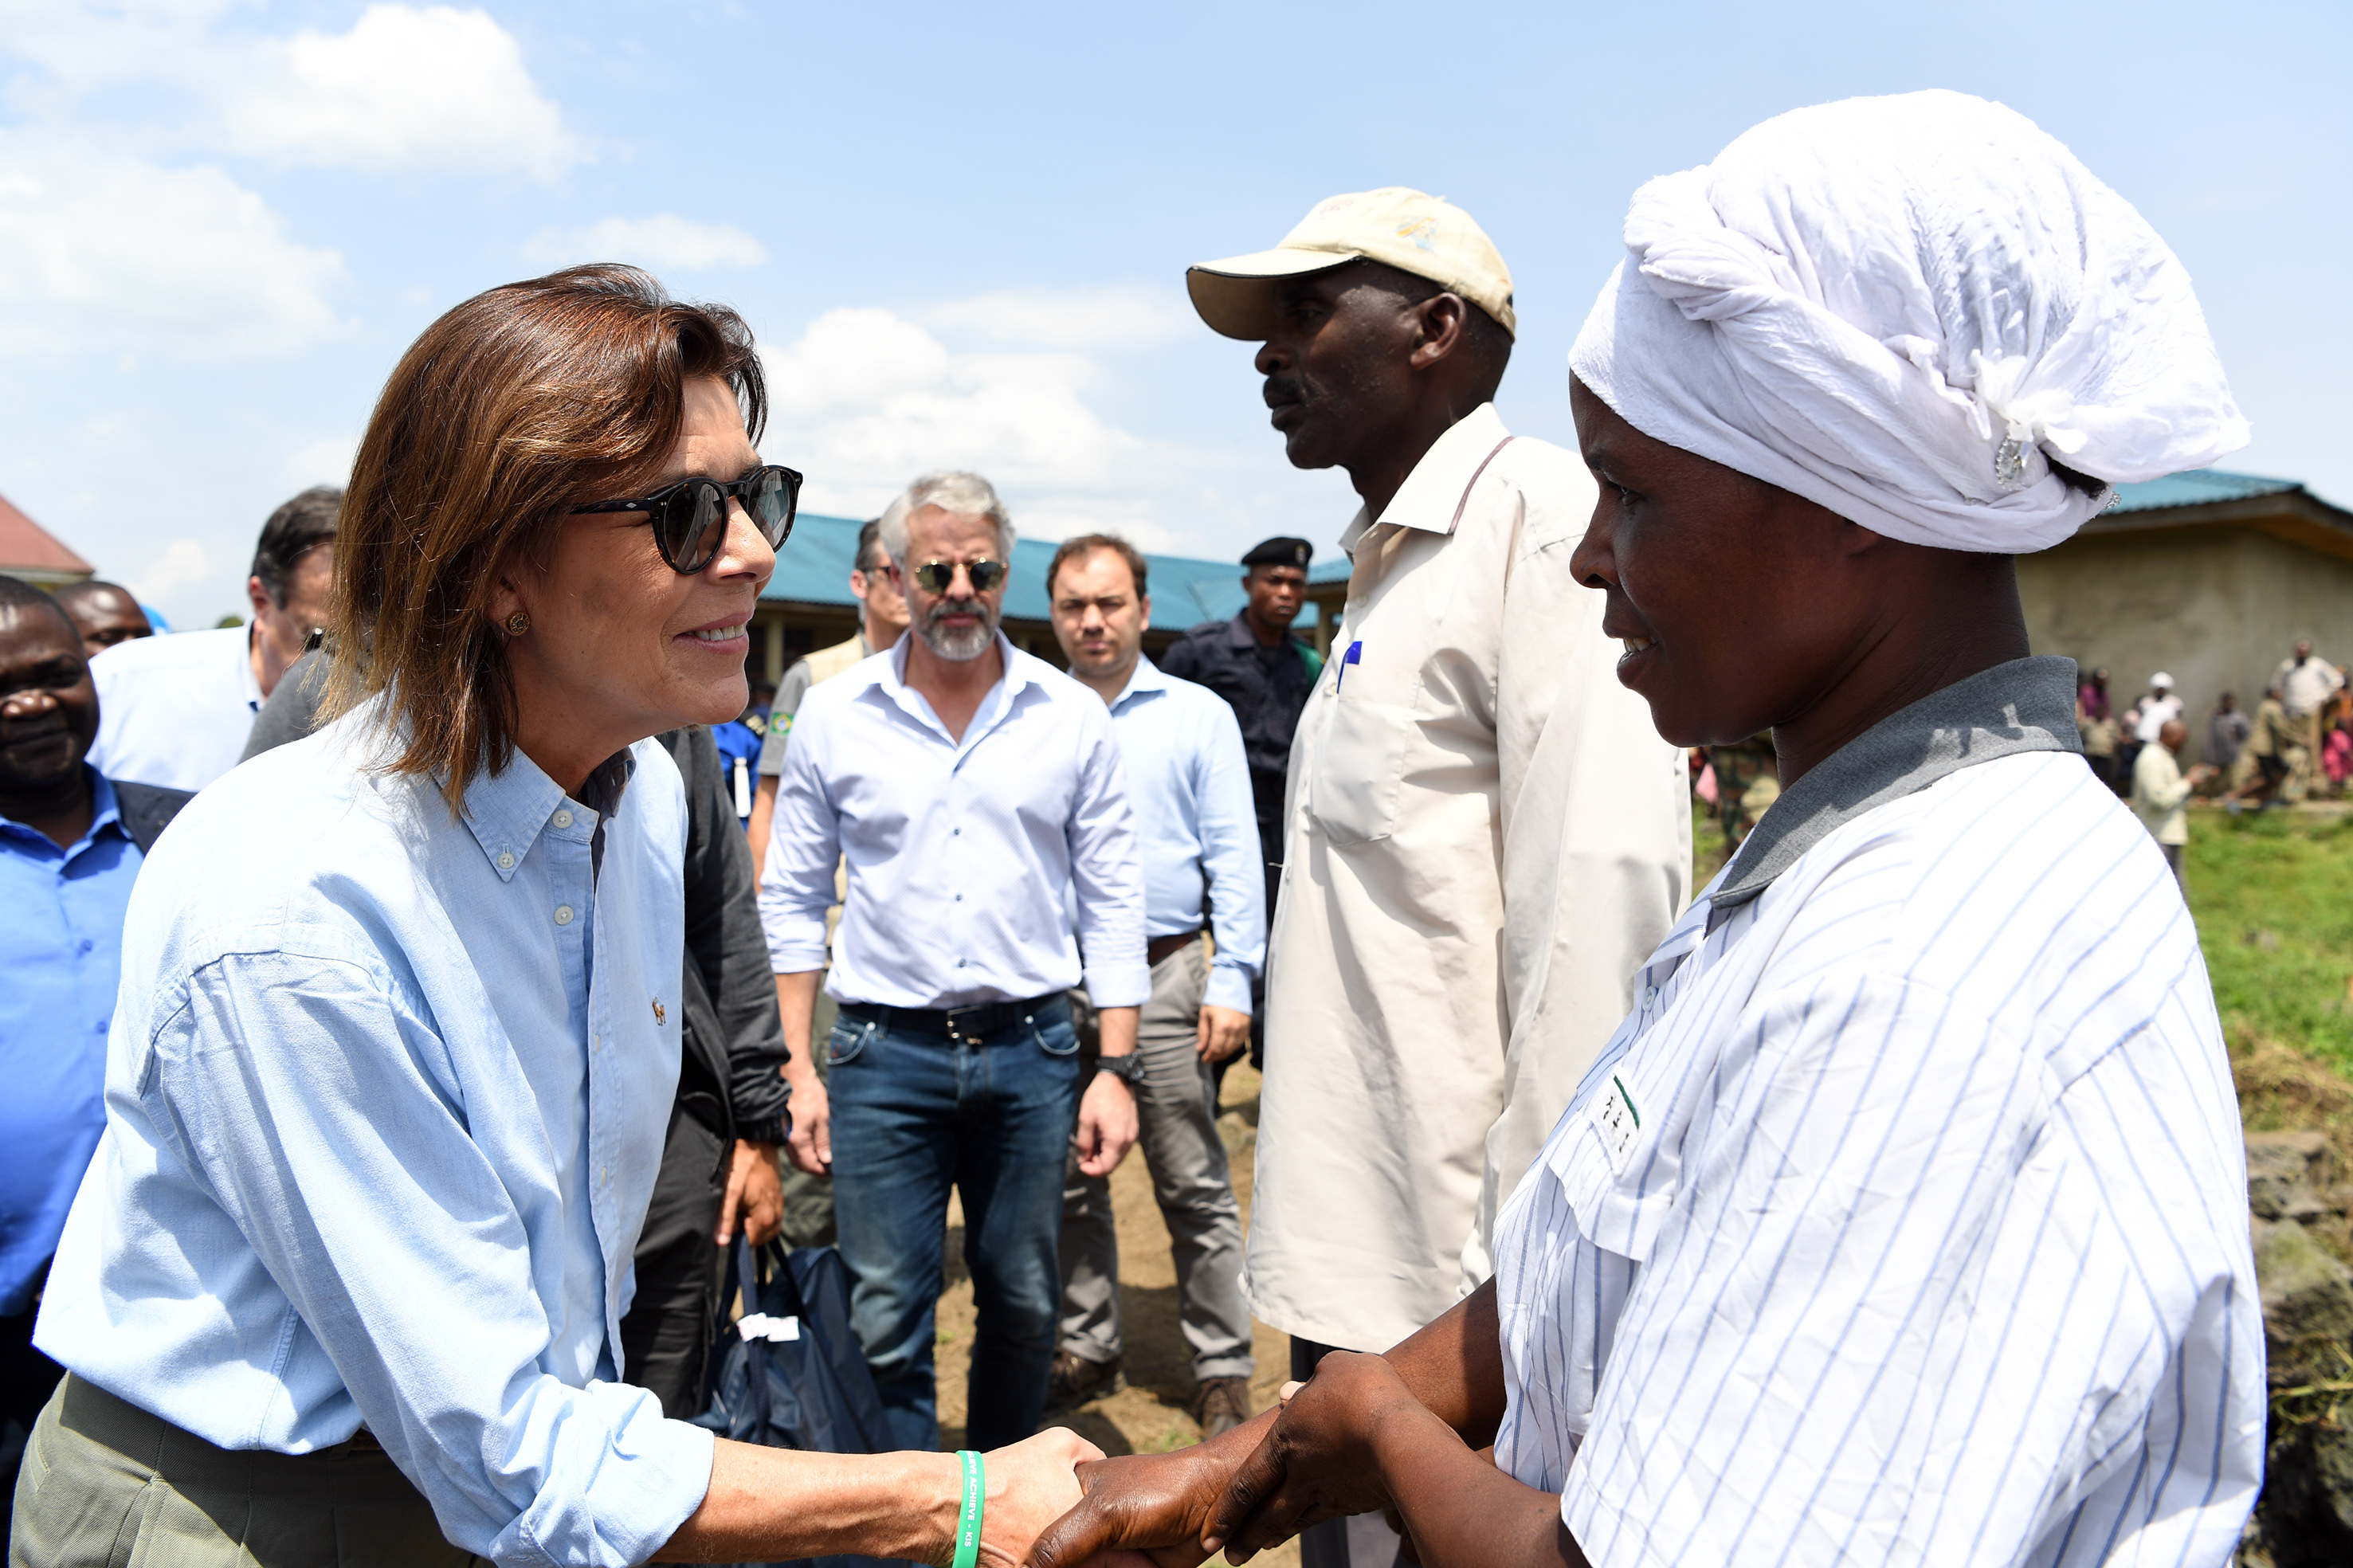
[37,706,712,1566]
[1103,659,1265,1014]
[760,633,1150,1009]
[0,770,141,1316]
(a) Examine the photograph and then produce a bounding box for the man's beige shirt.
[1247,402,1691,1354]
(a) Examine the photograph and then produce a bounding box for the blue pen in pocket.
[1336,640,1362,692]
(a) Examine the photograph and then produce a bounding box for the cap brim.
[1186,248,1359,340]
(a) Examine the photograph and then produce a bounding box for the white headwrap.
[1568,90,2249,554]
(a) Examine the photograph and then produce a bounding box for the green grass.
[2189,809,2353,1078]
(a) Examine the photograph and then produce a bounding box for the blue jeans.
[826,997,1082,1452]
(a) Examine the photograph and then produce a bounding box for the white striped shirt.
[1491,658,2262,1567]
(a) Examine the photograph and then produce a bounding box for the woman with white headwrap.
[1026,91,2261,1568]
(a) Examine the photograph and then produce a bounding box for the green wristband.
[952,1448,983,1568]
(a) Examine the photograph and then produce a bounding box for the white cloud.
[761,308,1152,523]
[922,285,1194,351]
[124,538,209,603]
[527,214,767,272]
[0,2,580,181]
[224,6,581,179]
[280,436,358,491]
[757,300,1352,561]
[0,131,343,359]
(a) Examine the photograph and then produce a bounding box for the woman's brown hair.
[327,265,765,812]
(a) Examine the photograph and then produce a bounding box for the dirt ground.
[932,1063,1301,1568]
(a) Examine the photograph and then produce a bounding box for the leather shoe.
[1045,1349,1123,1410]
[1190,1375,1252,1438]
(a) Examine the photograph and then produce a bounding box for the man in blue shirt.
[0,578,186,1492]
[1043,535,1265,1437]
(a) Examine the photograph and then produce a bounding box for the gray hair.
[878,471,1016,565]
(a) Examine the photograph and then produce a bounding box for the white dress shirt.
[86,625,265,791]
[760,633,1150,1010]
[39,704,712,1566]
[1104,657,1264,1013]
[1249,402,1692,1354]
[1491,659,2260,1566]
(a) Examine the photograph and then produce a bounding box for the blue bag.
[693,1238,895,1568]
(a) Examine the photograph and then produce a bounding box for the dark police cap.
[1243,537,1313,569]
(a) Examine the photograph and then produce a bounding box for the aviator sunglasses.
[906,559,1008,594]
[571,464,802,574]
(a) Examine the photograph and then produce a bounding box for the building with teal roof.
[2021,468,2353,762]
[747,472,2353,773]
[750,513,1345,681]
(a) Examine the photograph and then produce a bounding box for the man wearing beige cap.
[1190,187,1688,1562]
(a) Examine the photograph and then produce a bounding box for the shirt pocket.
[1305,664,1418,846]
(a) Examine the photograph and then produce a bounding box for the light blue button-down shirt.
[1103,658,1264,1013]
[761,632,1149,1009]
[37,704,712,1567]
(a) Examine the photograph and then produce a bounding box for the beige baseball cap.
[1187,186,1517,343]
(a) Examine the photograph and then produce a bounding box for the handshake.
[986,1350,1443,1568]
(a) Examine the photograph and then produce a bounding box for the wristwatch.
[1093,1053,1143,1087]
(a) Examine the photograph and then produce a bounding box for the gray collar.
[1712,656,2082,913]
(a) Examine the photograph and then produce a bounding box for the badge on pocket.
[1589,1074,1641,1174]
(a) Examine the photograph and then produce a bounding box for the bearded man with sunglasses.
[759,469,1148,1452]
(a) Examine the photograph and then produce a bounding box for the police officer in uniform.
[1160,536,1323,1065]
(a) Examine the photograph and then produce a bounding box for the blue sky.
[2,0,2346,627]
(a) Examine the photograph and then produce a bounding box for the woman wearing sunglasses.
[12,266,1097,1566]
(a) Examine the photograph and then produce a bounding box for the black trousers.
[619,1101,731,1419]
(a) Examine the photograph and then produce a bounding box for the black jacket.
[113,778,194,853]
[653,726,793,1148]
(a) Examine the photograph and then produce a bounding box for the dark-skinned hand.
[1208,1353,1426,1562]
[1025,1413,1277,1568]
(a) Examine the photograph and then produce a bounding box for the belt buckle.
[943,1004,986,1046]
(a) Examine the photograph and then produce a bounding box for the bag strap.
[732,1235,774,1438]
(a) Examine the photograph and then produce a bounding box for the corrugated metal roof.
[761,513,1327,628]
[2108,468,2305,513]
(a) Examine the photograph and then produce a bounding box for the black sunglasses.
[906,559,1008,594]
[571,464,802,574]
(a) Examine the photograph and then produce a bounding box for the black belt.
[839,994,1064,1046]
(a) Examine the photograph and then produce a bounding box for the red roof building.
[0,490,94,589]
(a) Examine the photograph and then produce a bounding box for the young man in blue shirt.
[0,578,186,1492]
[1045,534,1265,1437]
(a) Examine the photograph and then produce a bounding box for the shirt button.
[951,827,961,837]
[552,809,575,829]
[957,958,967,968]
[954,893,963,902]
[496,852,515,871]
[555,905,575,926]
[599,1165,609,1188]
[80,939,94,953]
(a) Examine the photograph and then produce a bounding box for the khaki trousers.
[1057,938,1255,1384]
[10,1374,482,1568]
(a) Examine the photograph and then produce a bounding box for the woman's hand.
[978,1428,1107,1568]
